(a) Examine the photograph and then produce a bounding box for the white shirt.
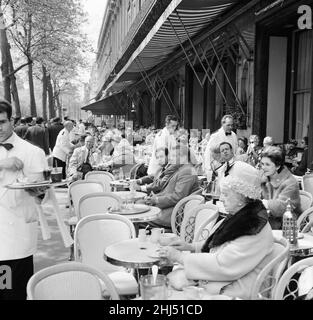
[0,133,47,260]
[52,128,75,162]
[147,127,176,176]
[203,128,238,173]
[78,123,85,135]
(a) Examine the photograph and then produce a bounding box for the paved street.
[34,189,71,272]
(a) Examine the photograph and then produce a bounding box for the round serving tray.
[5,179,68,189]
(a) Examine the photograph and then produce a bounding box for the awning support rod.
[135,57,180,120]
[174,9,245,115]
[208,38,245,115]
[168,13,228,106]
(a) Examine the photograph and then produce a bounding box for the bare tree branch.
[4,59,32,78]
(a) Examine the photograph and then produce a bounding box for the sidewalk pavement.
[34,189,71,272]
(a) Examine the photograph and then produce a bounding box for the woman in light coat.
[260,146,301,229]
[160,161,274,300]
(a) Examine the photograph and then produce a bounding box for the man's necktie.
[86,150,91,164]
[0,143,13,151]
[224,161,234,177]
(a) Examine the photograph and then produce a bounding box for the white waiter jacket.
[203,128,238,173]
[0,133,47,260]
[52,128,74,162]
[147,127,176,176]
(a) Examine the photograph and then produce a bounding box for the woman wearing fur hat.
[159,161,274,300]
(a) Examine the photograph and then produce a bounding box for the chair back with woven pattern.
[74,214,136,273]
[274,257,313,300]
[250,237,290,300]
[297,207,313,233]
[27,262,119,300]
[181,203,218,243]
[193,206,220,242]
[68,180,104,216]
[299,190,313,212]
[303,174,313,198]
[85,171,114,192]
[171,195,205,237]
[78,192,122,220]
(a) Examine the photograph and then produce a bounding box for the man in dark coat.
[14,117,28,138]
[23,117,50,155]
[48,117,64,151]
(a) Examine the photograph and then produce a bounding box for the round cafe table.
[110,180,132,191]
[272,230,313,258]
[104,238,162,269]
[109,205,161,223]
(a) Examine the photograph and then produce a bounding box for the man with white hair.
[263,136,274,149]
[68,135,97,182]
[52,120,75,179]
[203,115,238,173]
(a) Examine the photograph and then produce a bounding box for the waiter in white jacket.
[147,115,178,176]
[0,100,48,300]
[203,115,238,174]
[52,121,75,179]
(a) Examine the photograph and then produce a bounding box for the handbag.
[77,162,93,179]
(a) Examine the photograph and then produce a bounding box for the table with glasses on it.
[273,230,313,265]
[109,204,161,224]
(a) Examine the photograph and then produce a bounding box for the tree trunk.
[42,65,48,120]
[53,80,62,119]
[0,24,11,102]
[47,74,56,118]
[28,60,37,116]
[56,94,62,119]
[7,45,21,117]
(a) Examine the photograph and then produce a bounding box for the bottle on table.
[282,198,298,246]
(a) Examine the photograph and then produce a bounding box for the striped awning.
[106,0,238,94]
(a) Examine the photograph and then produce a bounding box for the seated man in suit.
[135,147,180,195]
[67,135,98,183]
[143,144,200,228]
[216,142,236,178]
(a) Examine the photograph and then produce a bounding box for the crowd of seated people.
[10,110,313,300]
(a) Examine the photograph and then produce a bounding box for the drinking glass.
[140,275,168,300]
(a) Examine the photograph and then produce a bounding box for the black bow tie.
[225,132,231,136]
[0,143,13,151]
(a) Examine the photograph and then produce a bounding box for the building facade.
[84,0,313,166]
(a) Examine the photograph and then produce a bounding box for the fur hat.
[220,161,262,199]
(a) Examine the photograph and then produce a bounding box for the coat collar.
[201,200,268,252]
[263,166,291,188]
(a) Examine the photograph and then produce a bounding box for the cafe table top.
[104,238,162,269]
[273,230,313,257]
[109,205,161,223]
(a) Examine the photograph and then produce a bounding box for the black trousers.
[0,255,34,300]
[53,157,66,179]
